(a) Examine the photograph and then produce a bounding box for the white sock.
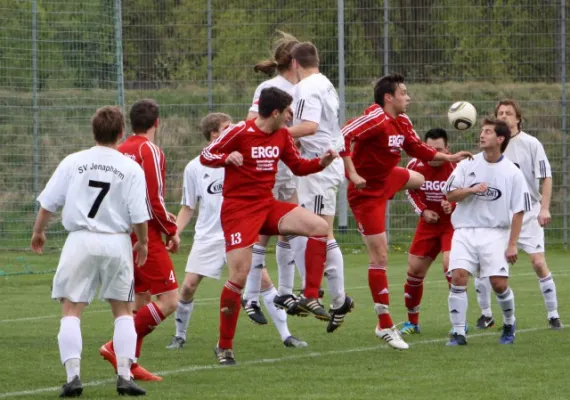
[243,245,266,305]
[261,286,291,341]
[448,285,468,336]
[288,235,308,289]
[276,241,295,296]
[538,274,559,319]
[174,299,194,340]
[58,316,82,383]
[325,240,346,309]
[475,276,493,317]
[113,315,137,379]
[496,287,516,326]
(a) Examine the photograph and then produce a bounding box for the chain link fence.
[1,1,568,268]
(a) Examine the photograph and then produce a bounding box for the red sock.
[303,236,327,299]
[134,302,165,358]
[404,273,424,325]
[219,281,243,349]
[368,264,393,329]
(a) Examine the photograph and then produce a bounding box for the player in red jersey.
[341,74,472,350]
[400,128,456,335]
[100,99,180,381]
[200,87,337,365]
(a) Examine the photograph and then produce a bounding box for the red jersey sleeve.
[405,159,427,215]
[200,122,245,167]
[340,106,386,157]
[281,132,324,176]
[400,117,437,161]
[139,142,177,236]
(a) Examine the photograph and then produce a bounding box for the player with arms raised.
[32,106,148,397]
[100,99,180,381]
[401,128,456,335]
[341,74,472,349]
[201,87,336,365]
[473,100,562,330]
[444,118,531,346]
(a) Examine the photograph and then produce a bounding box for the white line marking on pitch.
[0,327,546,398]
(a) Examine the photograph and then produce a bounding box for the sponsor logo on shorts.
[207,179,224,195]
[469,183,502,201]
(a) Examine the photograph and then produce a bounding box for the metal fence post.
[561,0,568,248]
[337,0,348,233]
[32,0,39,214]
[114,0,124,110]
[207,0,213,113]
[383,0,390,244]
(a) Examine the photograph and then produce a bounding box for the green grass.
[0,250,569,399]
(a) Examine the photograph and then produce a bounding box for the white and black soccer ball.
[448,101,477,131]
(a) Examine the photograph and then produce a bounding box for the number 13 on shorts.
[230,232,242,245]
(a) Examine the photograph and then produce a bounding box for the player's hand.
[166,233,180,253]
[31,231,46,255]
[422,210,440,224]
[133,241,148,267]
[348,171,366,189]
[538,208,551,227]
[505,244,518,264]
[225,151,243,166]
[469,182,488,194]
[447,151,473,163]
[319,149,339,168]
[167,212,176,222]
[441,200,453,214]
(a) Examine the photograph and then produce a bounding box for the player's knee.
[489,276,508,293]
[310,217,329,237]
[180,283,197,301]
[531,256,549,276]
[450,269,468,286]
[407,257,430,277]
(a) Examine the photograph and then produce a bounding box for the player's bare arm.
[288,121,318,138]
[434,150,473,163]
[319,149,339,168]
[132,222,149,267]
[506,211,524,264]
[342,155,366,189]
[538,177,552,226]
[446,183,488,203]
[30,207,53,255]
[175,205,194,235]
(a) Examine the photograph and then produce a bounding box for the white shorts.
[185,239,226,279]
[449,228,510,278]
[297,157,344,216]
[519,207,545,254]
[272,161,297,201]
[52,231,134,303]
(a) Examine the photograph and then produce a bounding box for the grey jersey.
[503,131,551,206]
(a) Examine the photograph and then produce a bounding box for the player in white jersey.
[442,118,531,346]
[31,106,148,397]
[166,113,308,350]
[472,99,562,330]
[241,32,310,324]
[288,42,353,331]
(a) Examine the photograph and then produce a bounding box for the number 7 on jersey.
[88,180,111,218]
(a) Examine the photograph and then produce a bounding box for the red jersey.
[406,158,456,225]
[340,104,437,196]
[200,120,324,200]
[119,135,177,236]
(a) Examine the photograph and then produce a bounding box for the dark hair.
[91,106,125,145]
[129,99,159,133]
[424,128,448,146]
[483,117,511,153]
[258,87,293,118]
[254,31,300,76]
[200,112,232,141]
[374,73,405,107]
[291,42,319,68]
[495,99,523,131]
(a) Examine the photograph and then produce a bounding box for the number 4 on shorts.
[169,270,176,283]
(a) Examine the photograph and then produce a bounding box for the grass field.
[0,250,569,399]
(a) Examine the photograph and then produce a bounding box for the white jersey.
[443,152,531,229]
[181,156,224,242]
[503,131,551,206]
[37,146,150,233]
[249,75,296,114]
[293,73,343,156]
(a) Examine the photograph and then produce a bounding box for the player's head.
[480,118,511,153]
[291,42,319,75]
[254,31,300,77]
[91,106,125,145]
[130,99,159,134]
[374,73,410,114]
[424,128,448,167]
[200,113,232,142]
[495,99,523,135]
[258,87,293,130]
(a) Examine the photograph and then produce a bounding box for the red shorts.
[349,167,410,236]
[409,221,454,260]
[221,197,297,252]
[132,227,178,295]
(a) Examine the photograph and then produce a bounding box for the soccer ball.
[448,101,477,130]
